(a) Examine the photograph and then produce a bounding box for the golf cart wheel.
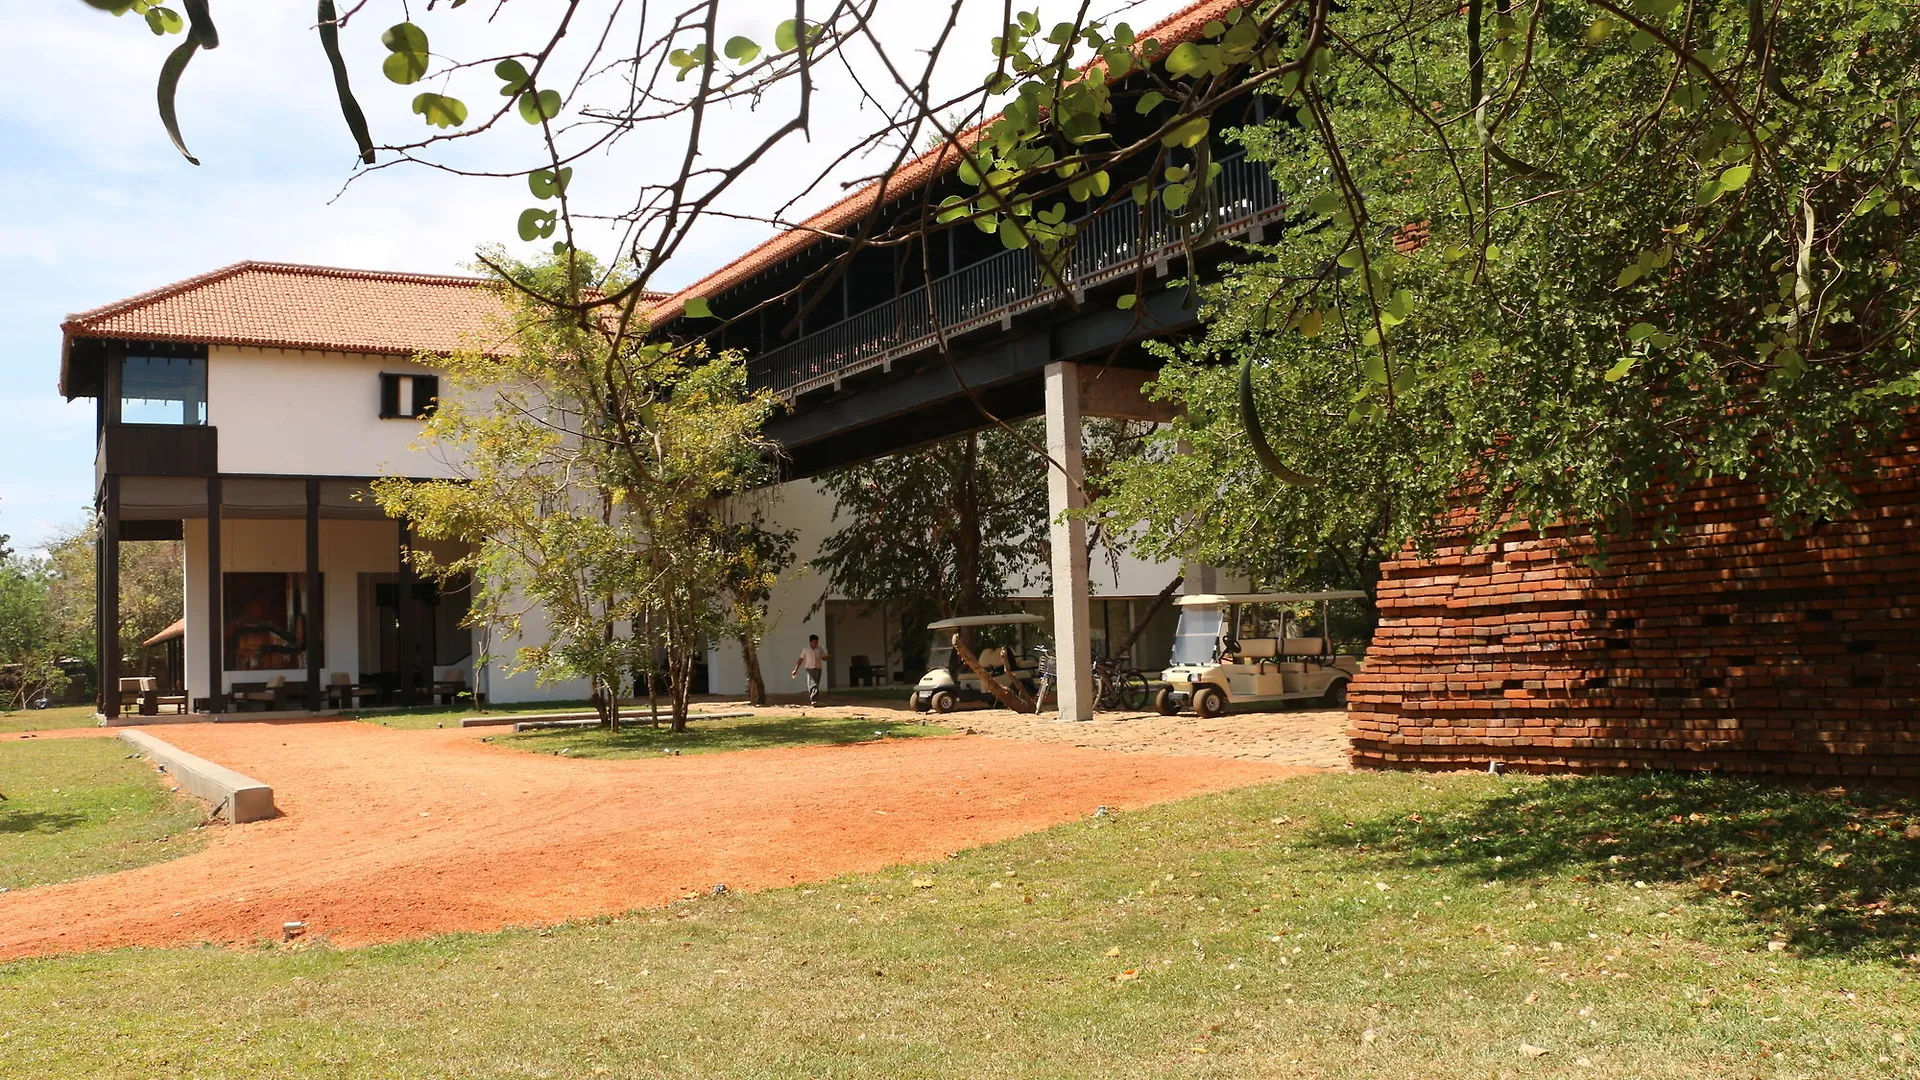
[930,689,957,714]
[1192,684,1225,719]
[1154,688,1180,716]
[910,692,929,713]
[1322,679,1349,708]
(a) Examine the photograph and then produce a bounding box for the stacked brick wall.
[1348,442,1920,777]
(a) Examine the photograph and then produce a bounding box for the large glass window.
[120,355,207,425]
[224,572,319,671]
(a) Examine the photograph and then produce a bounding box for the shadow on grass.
[506,716,947,759]
[1324,772,1920,962]
[0,807,89,835]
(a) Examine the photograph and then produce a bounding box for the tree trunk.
[741,633,767,707]
[667,645,692,732]
[950,632,1036,713]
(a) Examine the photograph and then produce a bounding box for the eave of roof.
[58,260,662,398]
[645,0,1252,325]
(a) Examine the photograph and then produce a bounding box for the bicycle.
[1092,654,1153,712]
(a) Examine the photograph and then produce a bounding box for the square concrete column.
[1044,361,1093,721]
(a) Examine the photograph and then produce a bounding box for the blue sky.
[0,0,1181,553]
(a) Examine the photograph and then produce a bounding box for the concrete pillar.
[1044,361,1093,721]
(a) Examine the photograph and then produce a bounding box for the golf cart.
[1153,592,1367,718]
[910,613,1047,714]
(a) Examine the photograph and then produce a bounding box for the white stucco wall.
[208,346,458,479]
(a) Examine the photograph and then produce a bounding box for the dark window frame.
[378,372,439,420]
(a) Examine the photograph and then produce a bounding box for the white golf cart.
[910,613,1047,714]
[1153,592,1367,718]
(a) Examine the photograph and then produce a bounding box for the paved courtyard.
[725,694,1353,769]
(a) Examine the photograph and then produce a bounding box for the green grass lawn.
[3,770,1917,1078]
[500,713,954,758]
[0,737,210,891]
[0,704,98,735]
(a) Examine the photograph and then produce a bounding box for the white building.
[61,261,1200,716]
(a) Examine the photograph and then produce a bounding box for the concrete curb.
[461,709,754,729]
[116,730,277,823]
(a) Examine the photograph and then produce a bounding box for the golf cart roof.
[1174,591,1369,607]
[927,613,1047,630]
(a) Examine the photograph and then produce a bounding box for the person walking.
[791,634,830,707]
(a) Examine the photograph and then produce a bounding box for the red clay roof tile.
[62,260,516,359]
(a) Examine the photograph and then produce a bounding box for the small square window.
[379,373,439,419]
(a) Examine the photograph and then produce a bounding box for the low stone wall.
[117,729,278,822]
[1348,442,1920,778]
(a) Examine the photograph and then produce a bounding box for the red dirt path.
[0,721,1296,959]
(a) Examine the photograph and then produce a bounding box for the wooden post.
[206,475,223,713]
[396,518,417,706]
[101,474,121,719]
[305,479,322,712]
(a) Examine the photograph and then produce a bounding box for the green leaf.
[1164,42,1205,77]
[1116,293,1137,310]
[998,219,1029,249]
[1615,263,1645,288]
[683,297,714,319]
[495,59,531,96]
[318,0,374,165]
[1135,91,1166,115]
[516,207,557,242]
[381,22,428,55]
[724,36,761,64]
[529,167,573,199]
[145,6,182,34]
[383,50,430,85]
[1362,349,1387,382]
[1604,356,1638,382]
[1719,163,1753,192]
[518,89,562,124]
[156,37,202,164]
[1296,310,1324,337]
[1308,191,1345,215]
[1626,322,1659,342]
[956,158,982,187]
[1161,115,1209,149]
[412,92,469,129]
[1161,183,1191,211]
[774,18,807,52]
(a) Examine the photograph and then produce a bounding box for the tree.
[716,514,799,707]
[0,555,61,711]
[813,424,1047,673]
[37,521,184,685]
[1091,0,1920,584]
[372,253,778,730]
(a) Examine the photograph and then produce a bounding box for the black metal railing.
[747,151,1284,397]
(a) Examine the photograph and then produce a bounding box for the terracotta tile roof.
[646,0,1254,324]
[62,260,517,361]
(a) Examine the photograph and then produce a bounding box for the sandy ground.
[0,720,1300,959]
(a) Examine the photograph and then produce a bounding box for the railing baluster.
[748,152,1282,395]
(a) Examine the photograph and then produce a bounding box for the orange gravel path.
[0,721,1297,959]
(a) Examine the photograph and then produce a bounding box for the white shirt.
[797,644,828,671]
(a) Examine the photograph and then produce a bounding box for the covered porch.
[99,474,474,718]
